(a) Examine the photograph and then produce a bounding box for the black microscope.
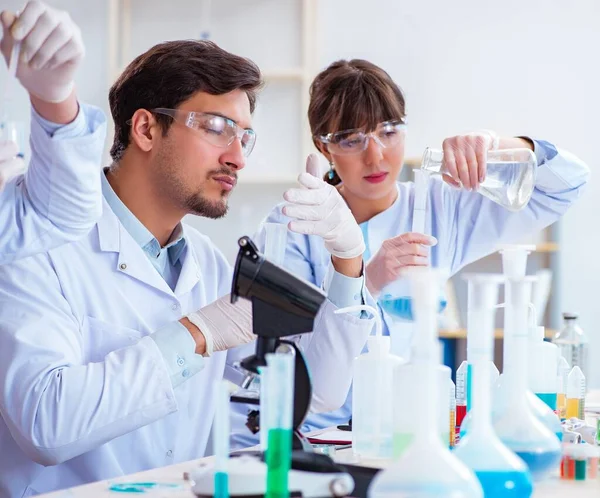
[191,236,379,498]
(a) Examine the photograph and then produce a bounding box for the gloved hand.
[0,141,26,191]
[366,232,438,297]
[0,1,85,103]
[282,154,365,259]
[186,295,253,356]
[441,129,500,191]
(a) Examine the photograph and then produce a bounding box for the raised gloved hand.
[441,129,499,191]
[282,154,365,259]
[186,295,253,355]
[366,232,437,297]
[0,1,85,103]
[0,141,26,191]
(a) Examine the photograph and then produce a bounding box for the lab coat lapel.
[173,241,200,298]
[96,202,173,296]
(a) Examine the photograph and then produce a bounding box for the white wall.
[314,0,599,385]
[1,0,598,386]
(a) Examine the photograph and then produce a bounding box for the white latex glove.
[0,140,26,191]
[282,154,365,259]
[441,129,500,191]
[187,295,253,356]
[0,1,85,103]
[366,232,438,297]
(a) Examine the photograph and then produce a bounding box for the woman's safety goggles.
[317,120,407,156]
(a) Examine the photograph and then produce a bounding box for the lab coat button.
[119,263,127,271]
[171,303,180,311]
[166,450,173,457]
[182,368,190,378]
[177,356,185,367]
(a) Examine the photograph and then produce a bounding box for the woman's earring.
[328,162,335,180]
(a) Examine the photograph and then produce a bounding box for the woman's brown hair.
[308,59,406,185]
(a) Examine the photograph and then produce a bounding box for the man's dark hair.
[108,39,263,162]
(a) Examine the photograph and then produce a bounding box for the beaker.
[370,268,483,498]
[421,148,537,211]
[454,274,533,497]
[492,277,562,481]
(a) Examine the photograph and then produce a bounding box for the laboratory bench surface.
[38,391,600,498]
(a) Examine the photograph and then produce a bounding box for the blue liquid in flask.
[475,471,533,497]
[379,296,447,320]
[515,449,562,480]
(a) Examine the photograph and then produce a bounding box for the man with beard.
[0,39,374,496]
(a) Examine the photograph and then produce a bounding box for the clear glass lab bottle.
[421,148,537,211]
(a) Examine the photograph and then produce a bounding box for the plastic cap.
[367,336,391,356]
[562,312,579,320]
[532,325,545,342]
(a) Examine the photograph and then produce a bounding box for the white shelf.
[237,176,297,185]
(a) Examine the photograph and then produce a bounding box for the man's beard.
[185,189,229,219]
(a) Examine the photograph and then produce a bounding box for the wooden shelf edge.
[440,328,556,340]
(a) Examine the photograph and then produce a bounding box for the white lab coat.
[0,197,374,497]
[0,104,106,264]
[256,143,590,432]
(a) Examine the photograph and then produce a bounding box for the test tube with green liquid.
[265,351,294,498]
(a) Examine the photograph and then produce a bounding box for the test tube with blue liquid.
[214,380,231,498]
[265,351,294,498]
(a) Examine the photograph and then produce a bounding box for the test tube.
[259,366,270,452]
[214,380,230,498]
[449,378,456,448]
[586,444,599,479]
[455,361,467,442]
[566,366,586,419]
[265,352,295,498]
[263,223,288,268]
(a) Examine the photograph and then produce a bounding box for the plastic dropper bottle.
[493,276,562,481]
[554,313,589,387]
[528,325,559,412]
[454,274,533,497]
[369,268,483,498]
[566,366,586,420]
[343,305,404,459]
[557,356,570,420]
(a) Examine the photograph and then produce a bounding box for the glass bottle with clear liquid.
[554,313,589,387]
[421,148,537,211]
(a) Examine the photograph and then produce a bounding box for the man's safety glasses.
[152,108,257,157]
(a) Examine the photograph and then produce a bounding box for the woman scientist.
[263,58,589,434]
[0,2,106,264]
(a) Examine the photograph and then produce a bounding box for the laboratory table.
[38,391,600,498]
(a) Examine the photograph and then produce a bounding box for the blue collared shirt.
[100,173,186,291]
